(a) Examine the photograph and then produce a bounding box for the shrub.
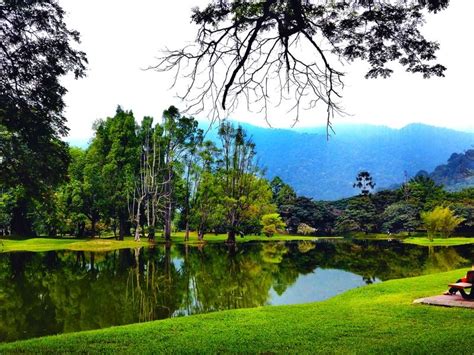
[421,206,464,240]
[260,213,286,237]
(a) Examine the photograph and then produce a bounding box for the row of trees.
[0,106,277,243]
[271,174,474,238]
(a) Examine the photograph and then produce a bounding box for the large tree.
[88,107,140,240]
[0,0,87,235]
[153,0,447,130]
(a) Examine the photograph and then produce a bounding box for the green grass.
[0,234,325,253]
[168,231,326,244]
[0,237,152,253]
[1,268,472,353]
[403,237,474,246]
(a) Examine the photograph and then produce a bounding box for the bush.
[421,206,464,240]
[297,223,316,235]
[260,213,286,237]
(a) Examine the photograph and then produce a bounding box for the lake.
[0,239,473,342]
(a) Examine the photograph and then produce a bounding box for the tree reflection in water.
[0,240,472,342]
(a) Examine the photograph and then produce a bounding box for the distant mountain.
[204,122,473,200]
[417,149,474,191]
[68,122,474,200]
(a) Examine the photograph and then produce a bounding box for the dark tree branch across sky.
[152,0,448,133]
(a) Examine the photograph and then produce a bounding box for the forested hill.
[201,122,473,200]
[416,149,474,191]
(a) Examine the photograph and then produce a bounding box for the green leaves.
[421,206,465,240]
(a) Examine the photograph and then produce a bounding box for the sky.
[60,1,474,141]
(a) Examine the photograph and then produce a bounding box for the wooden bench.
[448,282,472,290]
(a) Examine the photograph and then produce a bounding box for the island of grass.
[0,233,323,253]
[350,232,474,246]
[403,237,474,246]
[0,268,471,353]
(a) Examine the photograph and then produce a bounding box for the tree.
[217,123,274,243]
[382,201,420,234]
[421,206,464,240]
[187,141,223,240]
[404,175,445,210]
[1,0,87,235]
[153,0,447,129]
[270,176,296,207]
[261,213,286,237]
[88,107,140,240]
[130,116,166,242]
[335,196,377,234]
[353,171,376,196]
[160,107,203,241]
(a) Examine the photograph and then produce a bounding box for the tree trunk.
[227,230,236,244]
[147,226,155,241]
[141,220,145,240]
[118,216,126,241]
[164,202,172,241]
[11,197,34,237]
[185,221,190,241]
[198,229,204,241]
[91,218,97,238]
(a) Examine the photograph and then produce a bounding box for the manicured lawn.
[403,237,474,246]
[0,237,152,253]
[168,232,324,244]
[0,234,323,253]
[0,269,472,353]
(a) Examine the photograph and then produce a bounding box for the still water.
[0,240,473,342]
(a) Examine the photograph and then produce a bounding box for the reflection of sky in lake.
[269,268,380,305]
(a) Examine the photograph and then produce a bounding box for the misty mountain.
[205,122,473,200]
[417,149,474,191]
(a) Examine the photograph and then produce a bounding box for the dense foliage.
[270,175,474,237]
[1,107,472,240]
[0,0,87,235]
[0,107,278,242]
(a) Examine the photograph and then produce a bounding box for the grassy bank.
[169,232,323,244]
[403,237,474,246]
[0,234,322,253]
[0,237,152,253]
[1,269,472,353]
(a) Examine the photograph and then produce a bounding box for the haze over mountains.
[202,122,474,200]
[67,122,474,200]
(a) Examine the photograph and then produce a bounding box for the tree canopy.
[0,0,87,235]
[153,0,448,130]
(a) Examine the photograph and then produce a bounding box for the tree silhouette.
[152,0,448,132]
[353,171,376,196]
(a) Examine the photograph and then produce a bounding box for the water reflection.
[0,240,472,342]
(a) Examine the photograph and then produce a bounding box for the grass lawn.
[0,233,325,253]
[168,232,326,244]
[0,237,152,253]
[0,268,472,353]
[403,237,474,246]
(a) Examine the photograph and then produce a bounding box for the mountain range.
[67,122,474,200]
[203,122,473,200]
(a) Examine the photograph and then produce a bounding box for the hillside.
[417,149,474,191]
[203,122,473,200]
